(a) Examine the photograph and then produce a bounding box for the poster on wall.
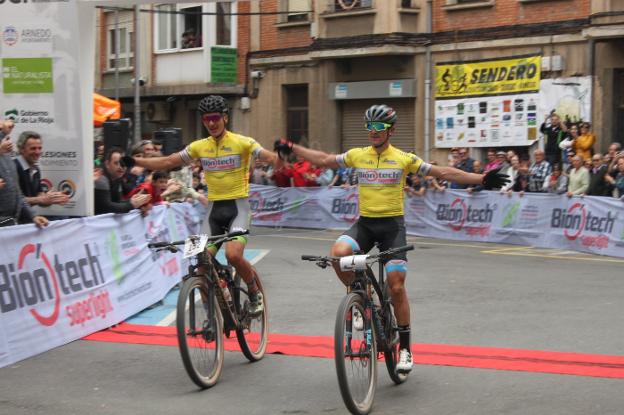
[434,55,541,148]
[538,77,592,127]
[0,6,92,216]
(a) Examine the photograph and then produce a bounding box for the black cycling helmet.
[198,95,229,114]
[364,104,397,125]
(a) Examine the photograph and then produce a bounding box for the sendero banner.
[0,204,200,368]
[435,55,541,99]
[248,185,624,258]
[434,55,542,148]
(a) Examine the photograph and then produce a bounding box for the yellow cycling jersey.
[179,131,262,201]
[336,145,431,217]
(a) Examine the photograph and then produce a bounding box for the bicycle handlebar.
[147,229,250,249]
[301,244,414,266]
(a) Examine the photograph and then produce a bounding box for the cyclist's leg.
[385,264,408,326]
[220,199,263,315]
[331,218,374,286]
[377,217,412,371]
[200,200,247,274]
[221,198,257,289]
[225,239,255,289]
[376,216,409,324]
[201,201,225,255]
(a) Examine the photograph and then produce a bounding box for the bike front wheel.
[176,276,224,389]
[334,292,377,415]
[235,268,268,362]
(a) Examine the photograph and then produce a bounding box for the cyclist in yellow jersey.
[123,95,280,316]
[275,104,509,373]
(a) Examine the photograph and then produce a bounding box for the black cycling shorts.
[340,216,408,263]
[202,198,250,237]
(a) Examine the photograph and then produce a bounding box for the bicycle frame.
[187,250,241,334]
[349,262,388,354]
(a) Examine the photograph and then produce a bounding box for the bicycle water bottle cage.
[340,255,368,271]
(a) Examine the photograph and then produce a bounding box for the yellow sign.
[435,56,541,99]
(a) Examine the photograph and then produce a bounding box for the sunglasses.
[202,114,223,123]
[365,121,392,132]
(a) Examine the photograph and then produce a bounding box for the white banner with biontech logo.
[0,204,199,368]
[248,185,624,258]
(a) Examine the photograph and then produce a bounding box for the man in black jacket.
[540,112,567,167]
[94,148,150,214]
[14,131,69,207]
[587,153,610,196]
[0,133,48,228]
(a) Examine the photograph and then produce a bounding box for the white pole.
[423,0,433,162]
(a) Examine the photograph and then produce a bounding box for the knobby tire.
[334,292,377,415]
[176,276,224,389]
[235,268,269,362]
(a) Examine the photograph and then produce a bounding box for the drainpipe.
[114,9,120,101]
[588,38,595,140]
[133,5,141,144]
[423,0,433,161]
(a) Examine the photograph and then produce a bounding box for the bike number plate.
[183,235,209,258]
[339,255,368,271]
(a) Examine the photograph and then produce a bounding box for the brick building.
[94,1,624,160]
[246,0,624,162]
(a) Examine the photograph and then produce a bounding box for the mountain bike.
[301,244,414,415]
[148,229,268,388]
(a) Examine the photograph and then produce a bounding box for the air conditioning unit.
[146,101,171,122]
[541,55,565,72]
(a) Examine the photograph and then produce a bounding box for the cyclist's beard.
[372,134,390,149]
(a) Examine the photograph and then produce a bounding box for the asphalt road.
[1,226,623,415]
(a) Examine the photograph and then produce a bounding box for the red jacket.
[126,182,163,204]
[292,161,312,187]
[271,166,293,187]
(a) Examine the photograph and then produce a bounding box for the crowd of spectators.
[93,138,208,216]
[426,142,624,200]
[1,119,65,228]
[0,118,212,227]
[406,113,623,200]
[1,115,623,230]
[250,153,358,189]
[250,132,623,202]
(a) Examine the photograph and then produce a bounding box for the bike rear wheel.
[176,276,224,389]
[235,268,268,362]
[334,292,377,415]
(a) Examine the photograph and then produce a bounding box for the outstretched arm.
[291,144,340,169]
[428,164,483,186]
[257,148,278,165]
[133,153,185,171]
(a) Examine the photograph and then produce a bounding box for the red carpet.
[83,323,624,379]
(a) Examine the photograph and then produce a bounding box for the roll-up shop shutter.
[340,99,416,154]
